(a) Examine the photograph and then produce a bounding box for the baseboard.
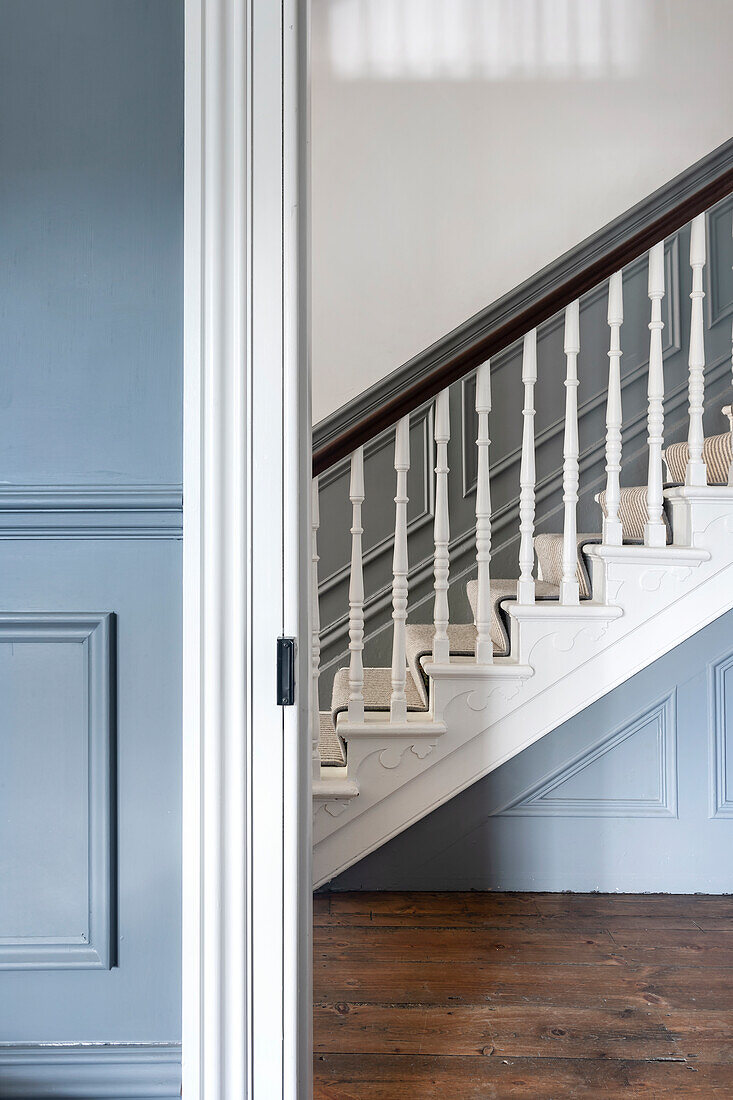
[0,1043,181,1099]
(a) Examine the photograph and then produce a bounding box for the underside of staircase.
[311,198,733,889]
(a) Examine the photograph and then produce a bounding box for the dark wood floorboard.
[314,892,733,1098]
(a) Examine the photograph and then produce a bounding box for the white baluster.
[517,330,537,604]
[726,213,730,486]
[726,314,730,486]
[644,242,667,547]
[474,361,493,664]
[390,416,410,723]
[311,479,321,781]
[347,447,365,723]
[603,272,624,546]
[561,300,580,605]
[432,390,451,664]
[686,214,707,487]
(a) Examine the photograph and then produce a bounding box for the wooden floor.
[314,891,733,1098]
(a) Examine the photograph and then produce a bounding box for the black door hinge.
[276,637,296,706]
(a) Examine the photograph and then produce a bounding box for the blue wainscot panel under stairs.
[329,607,733,893]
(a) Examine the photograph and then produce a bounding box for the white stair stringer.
[313,491,733,888]
[312,770,359,820]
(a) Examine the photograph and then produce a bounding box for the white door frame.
[182,1,310,1096]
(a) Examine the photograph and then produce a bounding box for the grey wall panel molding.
[494,692,678,819]
[707,196,733,327]
[0,1043,180,1098]
[460,239,681,498]
[0,486,183,540]
[318,405,433,597]
[313,138,733,454]
[709,650,733,819]
[0,613,115,971]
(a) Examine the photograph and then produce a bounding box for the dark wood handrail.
[313,163,733,477]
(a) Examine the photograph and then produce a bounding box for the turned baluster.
[603,271,624,545]
[474,361,493,664]
[432,389,451,664]
[390,416,410,723]
[517,330,537,604]
[729,352,733,487]
[311,479,322,781]
[726,213,730,486]
[347,447,365,723]
[561,300,581,605]
[686,214,707,487]
[645,242,667,547]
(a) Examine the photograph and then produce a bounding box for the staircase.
[310,190,733,889]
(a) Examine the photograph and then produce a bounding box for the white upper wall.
[311,0,733,424]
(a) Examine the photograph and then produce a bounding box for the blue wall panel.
[0,542,181,1041]
[0,1,183,1091]
[329,609,733,893]
[0,0,183,487]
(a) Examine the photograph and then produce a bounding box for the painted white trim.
[282,0,313,1095]
[315,499,733,886]
[183,1,307,1096]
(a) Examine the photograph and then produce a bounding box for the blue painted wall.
[0,0,182,487]
[0,2,182,1094]
[329,609,733,893]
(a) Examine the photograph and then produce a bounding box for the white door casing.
[183,1,309,1097]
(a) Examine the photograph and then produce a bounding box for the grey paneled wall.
[0,2,182,1095]
[328,608,733,893]
[317,204,733,706]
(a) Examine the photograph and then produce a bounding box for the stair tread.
[319,710,347,767]
[463,578,561,656]
[331,665,427,720]
[534,532,600,598]
[596,485,671,542]
[665,432,731,485]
